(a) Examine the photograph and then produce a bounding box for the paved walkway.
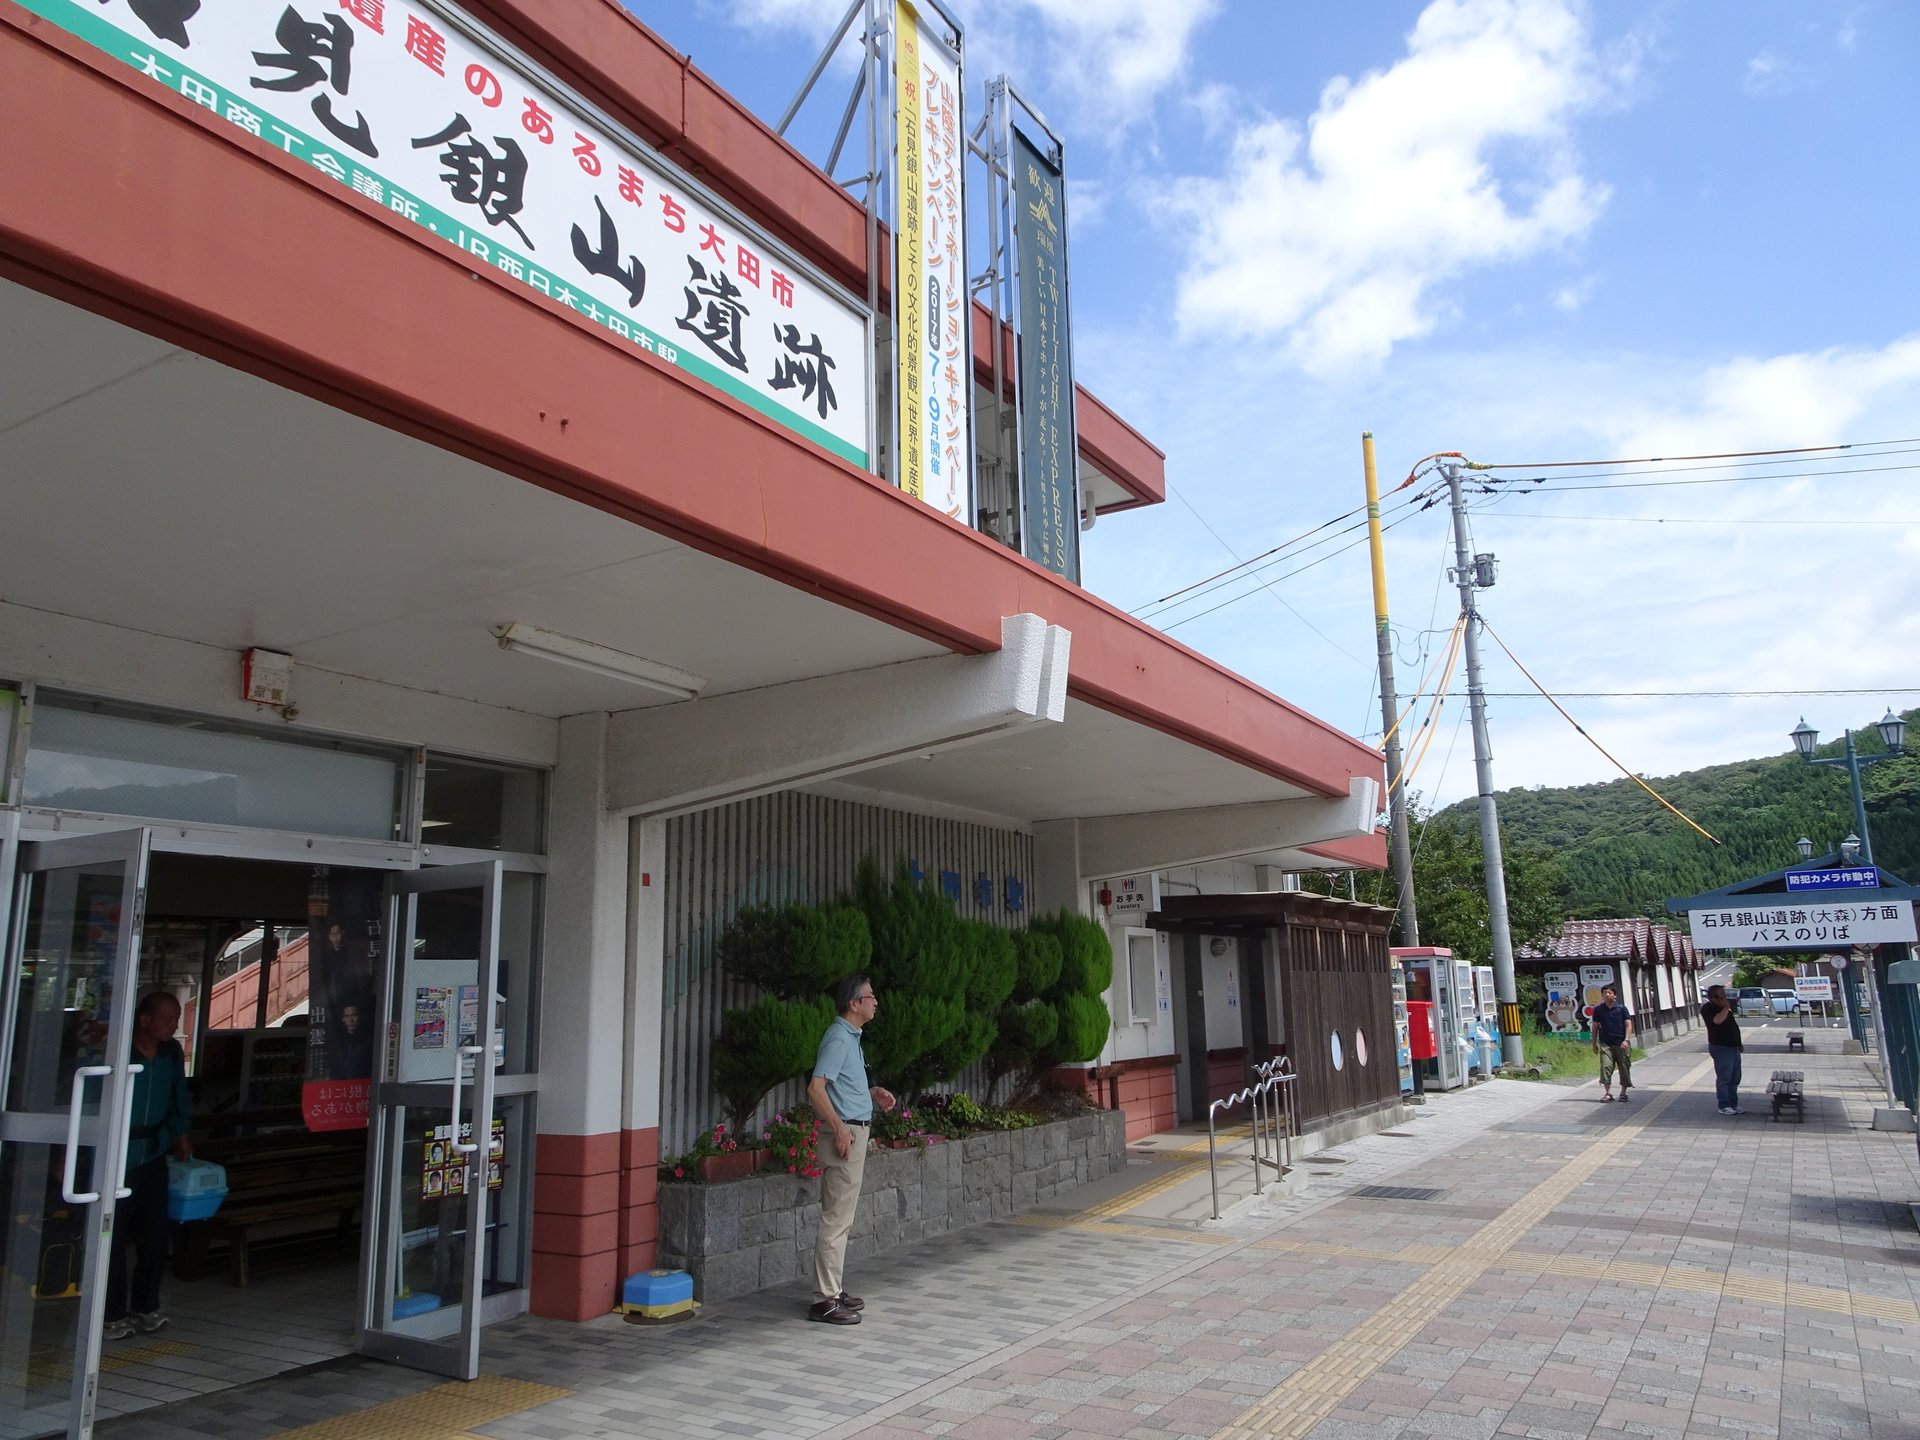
[108,1022,1920,1440]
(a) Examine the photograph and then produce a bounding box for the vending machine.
[1392,947,1470,1090]
[1390,959,1415,1096]
[1471,964,1500,1077]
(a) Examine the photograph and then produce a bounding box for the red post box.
[1406,1000,1438,1060]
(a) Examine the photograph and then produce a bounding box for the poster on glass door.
[302,867,380,1131]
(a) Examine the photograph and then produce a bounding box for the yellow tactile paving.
[1215,1061,1714,1440]
[265,1375,570,1439]
[1081,1160,1209,1217]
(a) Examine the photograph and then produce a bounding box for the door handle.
[449,1045,483,1154]
[62,1065,112,1204]
[115,1063,145,1199]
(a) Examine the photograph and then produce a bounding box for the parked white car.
[1767,989,1798,1015]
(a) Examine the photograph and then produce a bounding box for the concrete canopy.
[0,7,1383,851]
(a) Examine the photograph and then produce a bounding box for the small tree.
[1002,910,1115,1096]
[707,901,870,1129]
[711,994,834,1132]
[852,858,971,1097]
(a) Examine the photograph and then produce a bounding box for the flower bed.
[656,1110,1127,1301]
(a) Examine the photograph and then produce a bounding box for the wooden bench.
[1786,1031,1806,1052]
[176,1132,365,1287]
[1768,1070,1805,1123]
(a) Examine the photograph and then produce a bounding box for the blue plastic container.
[620,1268,694,1316]
[165,1158,228,1222]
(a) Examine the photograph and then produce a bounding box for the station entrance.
[0,829,539,1439]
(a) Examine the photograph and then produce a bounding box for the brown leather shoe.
[807,1299,860,1325]
[836,1292,865,1311]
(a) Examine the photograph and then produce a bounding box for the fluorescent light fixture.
[492,623,707,701]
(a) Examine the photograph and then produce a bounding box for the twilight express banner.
[892,0,969,519]
[26,0,871,465]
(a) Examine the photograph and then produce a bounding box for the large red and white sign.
[27,0,871,464]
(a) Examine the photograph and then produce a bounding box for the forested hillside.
[1435,712,1920,919]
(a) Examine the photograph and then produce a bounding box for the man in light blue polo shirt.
[805,974,895,1325]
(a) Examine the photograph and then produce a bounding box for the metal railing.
[1206,1057,1297,1220]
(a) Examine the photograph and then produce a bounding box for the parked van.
[1737,987,1771,1016]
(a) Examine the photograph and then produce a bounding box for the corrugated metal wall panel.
[657,792,1034,1154]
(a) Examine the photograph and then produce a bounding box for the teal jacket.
[124,1039,190,1171]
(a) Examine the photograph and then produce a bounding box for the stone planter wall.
[658,1110,1128,1300]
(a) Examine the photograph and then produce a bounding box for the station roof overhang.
[1146,891,1395,940]
[0,7,1378,850]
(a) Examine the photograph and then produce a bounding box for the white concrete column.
[624,817,666,1137]
[538,712,630,1137]
[1031,818,1087,917]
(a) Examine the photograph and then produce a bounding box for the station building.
[0,0,1386,1432]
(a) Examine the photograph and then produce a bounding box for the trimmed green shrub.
[965,922,1019,1011]
[1049,911,1114,997]
[710,994,834,1132]
[1050,991,1111,1065]
[996,997,1058,1055]
[715,903,870,999]
[1009,929,1063,1001]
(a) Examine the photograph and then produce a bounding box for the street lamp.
[1792,712,1909,1096]
[1796,836,1815,861]
[1788,712,1906,866]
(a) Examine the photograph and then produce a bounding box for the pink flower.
[788,1146,797,1157]
[673,1166,684,1178]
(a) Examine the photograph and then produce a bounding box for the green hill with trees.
[1307,711,1920,960]
[1432,710,1920,921]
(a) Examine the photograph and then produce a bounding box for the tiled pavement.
[104,1023,1920,1440]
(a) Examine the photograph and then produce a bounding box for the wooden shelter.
[1147,892,1400,1132]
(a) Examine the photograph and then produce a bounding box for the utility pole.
[1362,433,1419,944]
[1443,462,1523,1065]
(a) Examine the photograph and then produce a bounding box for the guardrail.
[1205,1056,1297,1220]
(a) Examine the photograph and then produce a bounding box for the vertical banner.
[1012,126,1078,581]
[301,868,381,1132]
[893,2,969,517]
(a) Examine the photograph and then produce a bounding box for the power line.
[1156,504,1427,632]
[1495,460,1920,494]
[1137,487,1428,619]
[1475,439,1913,470]
[1479,513,1920,526]
[1161,482,1368,664]
[1481,688,1920,699]
[1476,443,1920,484]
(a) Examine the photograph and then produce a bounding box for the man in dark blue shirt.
[1590,985,1636,1102]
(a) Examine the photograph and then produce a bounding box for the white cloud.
[1602,336,1920,453]
[1742,49,1805,96]
[706,0,1218,119]
[1165,0,1623,377]
[1552,276,1595,311]
[996,0,1220,114]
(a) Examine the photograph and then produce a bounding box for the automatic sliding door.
[0,831,151,1440]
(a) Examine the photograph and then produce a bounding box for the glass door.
[359,862,502,1379]
[0,830,151,1440]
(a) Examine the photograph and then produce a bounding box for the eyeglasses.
[855,991,876,1003]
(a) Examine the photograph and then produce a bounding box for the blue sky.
[622,0,1920,810]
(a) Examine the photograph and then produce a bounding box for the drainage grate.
[1377,1131,1416,1137]
[1352,1184,1447,1202]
